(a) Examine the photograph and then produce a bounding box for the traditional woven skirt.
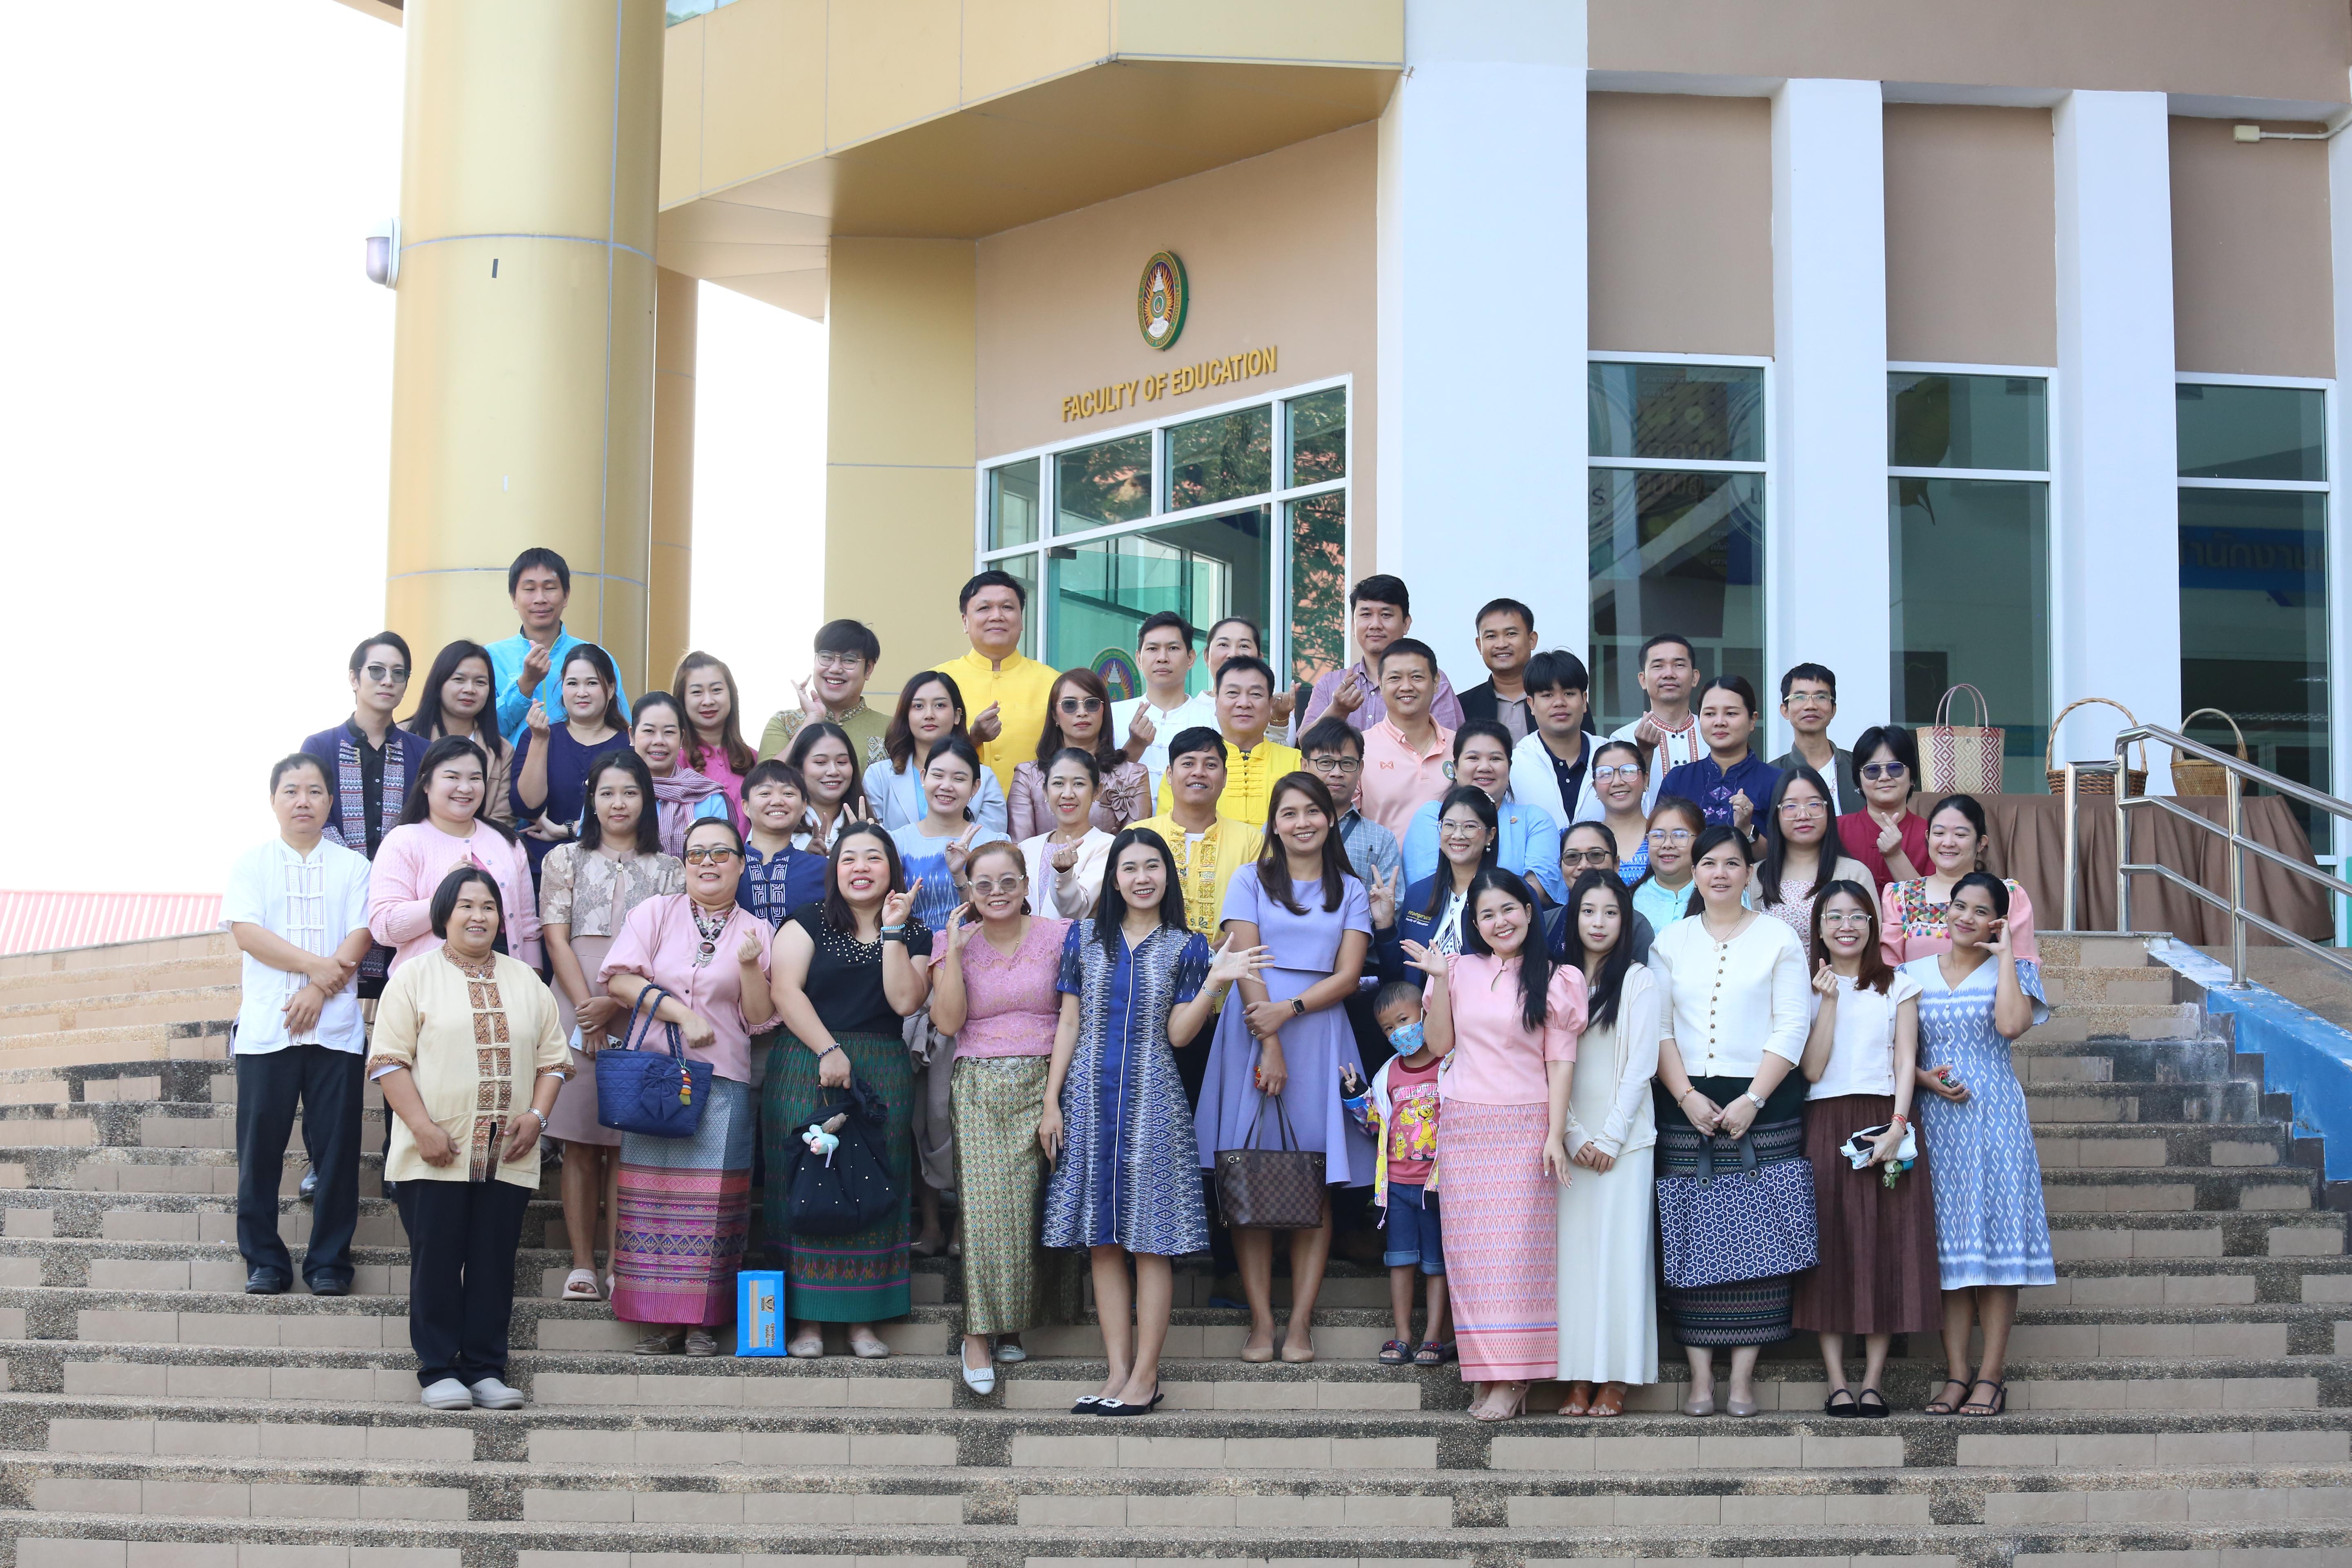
[1433,1099,1557,1382]
[1791,1094,1943,1336]
[609,1075,753,1326]
[764,1033,914,1323]
[951,1055,1083,1337]
[1654,1074,1805,1348]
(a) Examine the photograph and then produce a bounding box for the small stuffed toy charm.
[802,1124,840,1161]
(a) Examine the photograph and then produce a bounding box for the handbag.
[1920,683,2005,796]
[786,1076,900,1237]
[594,984,713,1139]
[1656,1129,1817,1290]
[1214,1091,1326,1229]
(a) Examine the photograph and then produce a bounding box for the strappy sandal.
[1924,1377,1970,1415]
[1857,1388,1891,1419]
[1822,1388,1859,1418]
[561,1269,600,1301]
[1413,1342,1444,1368]
[1960,1379,2007,1418]
[683,1328,720,1358]
[1559,1381,1593,1417]
[1379,1340,1411,1366]
[1589,1382,1628,1418]
[1472,1381,1530,1423]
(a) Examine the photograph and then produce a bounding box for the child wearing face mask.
[1343,982,1454,1368]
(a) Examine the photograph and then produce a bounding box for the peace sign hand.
[1367,864,1401,930]
[942,822,980,880]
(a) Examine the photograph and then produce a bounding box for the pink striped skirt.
[1434,1099,1557,1382]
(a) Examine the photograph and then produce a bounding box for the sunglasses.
[1860,762,1909,781]
[1056,697,1103,715]
[682,846,742,865]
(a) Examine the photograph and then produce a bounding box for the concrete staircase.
[0,930,2345,1568]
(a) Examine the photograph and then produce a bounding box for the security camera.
[365,219,400,288]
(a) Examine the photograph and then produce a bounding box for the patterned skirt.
[1432,1100,1558,1382]
[951,1055,1084,1337]
[763,1033,915,1323]
[610,1076,753,1326]
[1654,1075,1806,1348]
[1791,1094,1943,1335]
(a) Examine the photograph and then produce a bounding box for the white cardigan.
[1562,962,1662,1158]
[1648,912,1810,1080]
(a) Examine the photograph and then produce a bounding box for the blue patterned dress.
[1902,953,2057,1290]
[1042,923,1213,1256]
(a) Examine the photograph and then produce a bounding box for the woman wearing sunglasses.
[1009,668,1151,840]
[1835,726,1927,891]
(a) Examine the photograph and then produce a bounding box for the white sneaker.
[468,1377,525,1410]
[421,1379,473,1411]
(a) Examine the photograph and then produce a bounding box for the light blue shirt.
[863,757,1009,836]
[487,626,633,747]
[1401,795,1566,904]
[1633,875,1751,934]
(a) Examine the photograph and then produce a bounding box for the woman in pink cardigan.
[369,737,541,972]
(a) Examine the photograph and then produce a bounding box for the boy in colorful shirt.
[1345,982,1454,1366]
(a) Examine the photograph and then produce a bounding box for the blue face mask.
[1387,1020,1426,1054]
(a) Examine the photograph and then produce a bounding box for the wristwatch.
[1742,1090,1768,1110]
[1289,998,1306,1018]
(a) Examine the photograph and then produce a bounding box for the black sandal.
[1857,1388,1891,1419]
[1960,1379,2007,1418]
[1924,1378,1969,1415]
[1822,1388,1859,1418]
[1379,1340,1411,1366]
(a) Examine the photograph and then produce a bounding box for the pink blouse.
[1438,953,1586,1106]
[693,746,749,829]
[951,916,1072,1060]
[1879,877,2041,967]
[367,822,542,972]
[599,893,775,1085]
[1007,759,1152,841]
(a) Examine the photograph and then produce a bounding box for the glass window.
[1165,407,1273,512]
[1589,362,1765,464]
[1287,388,1347,486]
[1889,478,2053,793]
[994,551,1038,660]
[2178,384,2325,481]
[1055,434,1152,534]
[1287,492,1348,688]
[1588,469,1766,725]
[2178,383,2330,824]
[1889,373,2047,471]
[1047,509,1269,677]
[986,459,1040,551]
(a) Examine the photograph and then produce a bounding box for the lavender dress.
[1193,865,1376,1187]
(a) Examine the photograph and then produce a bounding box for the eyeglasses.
[362,664,410,684]
[1859,762,1909,781]
[1308,755,1361,775]
[682,846,742,865]
[1438,821,1487,840]
[1820,910,1873,927]
[968,874,1027,895]
[1561,849,1616,868]
[1647,828,1693,844]
[1592,764,1645,782]
[1056,697,1103,715]
[1778,801,1828,817]
[813,653,866,673]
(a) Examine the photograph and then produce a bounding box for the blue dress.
[1902,953,2057,1290]
[887,822,1013,931]
[1194,866,1376,1187]
[510,725,630,882]
[1042,924,1212,1256]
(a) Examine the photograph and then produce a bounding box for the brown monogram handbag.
[1214,1092,1326,1229]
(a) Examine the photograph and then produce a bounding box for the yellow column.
[824,238,978,693]
[384,0,664,697]
[648,267,698,691]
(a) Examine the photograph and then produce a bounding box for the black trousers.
[235,1045,363,1287]
[396,1177,529,1387]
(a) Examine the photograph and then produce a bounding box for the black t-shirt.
[789,904,934,1038]
[1544,731,1591,821]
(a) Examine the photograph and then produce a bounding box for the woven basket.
[2171,708,2250,795]
[2045,697,2148,797]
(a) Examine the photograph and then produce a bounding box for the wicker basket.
[2171,708,2250,795]
[2045,697,2148,797]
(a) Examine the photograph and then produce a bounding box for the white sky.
[0,1,825,896]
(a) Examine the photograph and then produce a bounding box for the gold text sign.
[1061,345,1279,423]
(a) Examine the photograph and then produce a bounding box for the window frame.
[973,373,1353,685]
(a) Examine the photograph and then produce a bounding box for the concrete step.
[0,955,240,1009]
[0,1145,390,1197]
[2045,1208,2344,1261]
[2040,932,2170,968]
[2040,964,2184,1007]
[0,1022,232,1076]
[2034,1121,2301,1169]
[0,932,233,984]
[0,986,243,1041]
[2023,1078,2265,1123]
[0,1059,237,1110]
[2019,1002,2203,1045]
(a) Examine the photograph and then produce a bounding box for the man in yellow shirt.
[1154,655,1301,825]
[1133,726,1264,940]
[944,570,1058,794]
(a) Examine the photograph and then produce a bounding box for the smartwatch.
[1290,998,1306,1018]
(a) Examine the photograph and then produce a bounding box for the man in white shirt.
[224,754,375,1297]
[1109,611,1217,796]
[1611,633,1706,808]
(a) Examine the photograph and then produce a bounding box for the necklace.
[691,903,728,967]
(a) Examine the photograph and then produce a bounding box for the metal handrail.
[2081,723,2352,990]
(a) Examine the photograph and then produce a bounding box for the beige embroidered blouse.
[367,949,571,1187]
[540,845,686,937]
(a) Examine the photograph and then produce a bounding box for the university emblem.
[1137,251,1187,350]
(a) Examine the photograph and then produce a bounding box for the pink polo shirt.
[1357,719,1455,841]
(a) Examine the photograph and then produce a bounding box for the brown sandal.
[1558,1381,1593,1417]
[1589,1382,1627,1418]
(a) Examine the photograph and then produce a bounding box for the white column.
[2325,79,2352,844]
[1376,0,1585,679]
[2054,90,2182,779]
[1768,78,1890,755]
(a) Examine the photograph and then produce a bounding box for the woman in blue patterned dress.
[1899,869,2052,1419]
[1039,827,1267,1417]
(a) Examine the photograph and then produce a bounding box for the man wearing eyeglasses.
[1152,656,1301,826]
[300,633,431,1005]
[1301,717,1403,897]
[1768,663,1860,813]
[758,619,892,767]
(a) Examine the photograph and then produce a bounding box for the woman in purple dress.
[1193,772,1376,1363]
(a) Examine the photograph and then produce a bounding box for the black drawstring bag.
[786,1075,899,1237]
